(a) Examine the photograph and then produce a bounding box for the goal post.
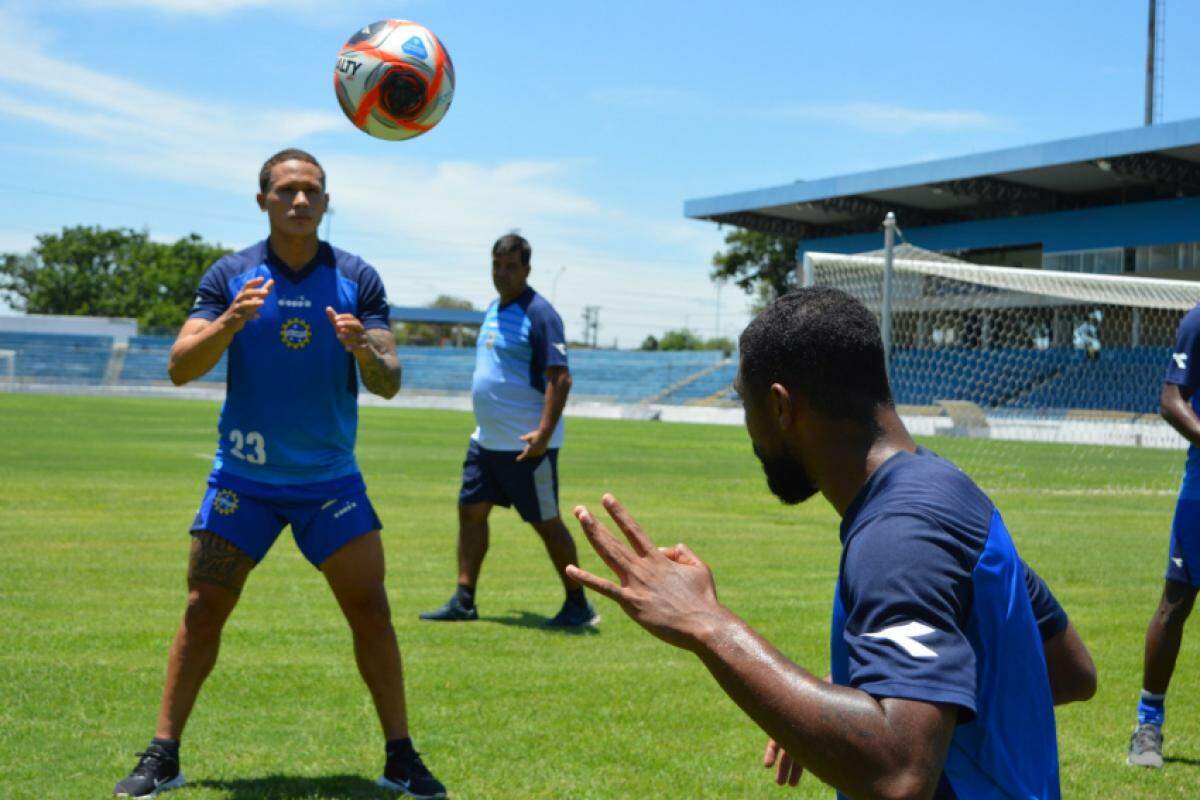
[803,249,1200,455]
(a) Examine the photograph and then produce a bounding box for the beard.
[753,442,819,505]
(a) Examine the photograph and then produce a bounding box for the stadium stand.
[0,330,1169,414]
[0,332,114,385]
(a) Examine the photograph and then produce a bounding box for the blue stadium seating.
[0,332,113,384]
[0,330,1171,412]
[122,335,227,384]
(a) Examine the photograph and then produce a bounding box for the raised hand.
[764,738,804,787]
[221,277,274,332]
[566,494,726,651]
[325,306,369,353]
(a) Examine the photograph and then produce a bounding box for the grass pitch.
[0,393,1197,799]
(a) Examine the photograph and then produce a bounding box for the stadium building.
[685,118,1200,444]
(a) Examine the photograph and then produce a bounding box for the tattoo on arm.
[188,532,253,595]
[357,329,401,399]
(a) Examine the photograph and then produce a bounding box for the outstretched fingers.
[573,505,634,578]
[601,494,656,557]
[564,564,624,602]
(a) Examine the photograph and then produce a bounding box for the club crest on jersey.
[280,317,312,350]
[213,489,239,516]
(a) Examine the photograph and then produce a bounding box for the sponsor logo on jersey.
[863,621,938,658]
[1173,557,1185,569]
[213,489,239,516]
[1174,352,1188,370]
[280,317,312,350]
[553,342,567,356]
[278,295,313,308]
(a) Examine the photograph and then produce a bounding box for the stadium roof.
[684,117,1200,240]
[390,306,484,325]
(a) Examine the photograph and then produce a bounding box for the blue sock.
[1137,690,1165,727]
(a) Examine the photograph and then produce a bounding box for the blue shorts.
[1166,474,1200,586]
[458,440,560,523]
[191,470,382,567]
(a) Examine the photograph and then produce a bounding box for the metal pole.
[882,212,897,379]
[1145,0,1157,126]
[801,252,814,288]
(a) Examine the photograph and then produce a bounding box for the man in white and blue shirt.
[421,234,595,627]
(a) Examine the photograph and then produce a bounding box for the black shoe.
[544,597,598,628]
[113,743,186,798]
[378,746,447,798]
[419,595,478,622]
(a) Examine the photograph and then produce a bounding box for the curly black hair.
[739,287,892,423]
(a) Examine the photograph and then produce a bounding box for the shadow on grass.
[482,609,601,635]
[1164,755,1200,766]
[192,774,387,799]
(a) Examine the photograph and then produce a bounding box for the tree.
[710,229,800,308]
[639,334,659,351]
[659,328,703,351]
[0,226,230,333]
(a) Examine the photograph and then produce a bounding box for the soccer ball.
[334,20,455,141]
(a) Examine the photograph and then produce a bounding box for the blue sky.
[1,0,1197,345]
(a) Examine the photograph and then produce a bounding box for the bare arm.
[355,328,401,399]
[168,277,274,386]
[697,611,956,799]
[568,496,957,800]
[517,366,572,461]
[324,306,400,399]
[1043,622,1097,705]
[1161,383,1200,447]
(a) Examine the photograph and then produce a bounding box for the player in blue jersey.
[420,233,595,628]
[566,288,1096,798]
[114,149,446,800]
[1127,303,1200,769]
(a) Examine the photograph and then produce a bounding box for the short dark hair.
[259,148,325,193]
[739,287,892,423]
[492,232,531,267]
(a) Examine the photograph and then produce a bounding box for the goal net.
[803,248,1200,490]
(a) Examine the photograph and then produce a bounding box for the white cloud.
[0,9,738,343]
[778,102,1001,134]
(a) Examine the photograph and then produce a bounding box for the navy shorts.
[458,440,560,523]
[191,471,382,567]
[1167,474,1200,587]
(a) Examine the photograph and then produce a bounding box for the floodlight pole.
[1145,0,1157,126]
[882,211,897,381]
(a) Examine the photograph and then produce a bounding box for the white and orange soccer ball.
[334,20,455,141]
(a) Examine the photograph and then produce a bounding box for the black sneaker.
[378,745,447,798]
[419,595,478,622]
[544,597,598,628]
[113,743,186,798]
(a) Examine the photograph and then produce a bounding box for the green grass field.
[1,393,1197,799]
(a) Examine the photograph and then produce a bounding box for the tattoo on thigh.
[188,532,252,594]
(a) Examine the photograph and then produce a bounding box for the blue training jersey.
[188,240,390,485]
[1166,304,1200,481]
[831,448,1067,800]
[470,287,569,451]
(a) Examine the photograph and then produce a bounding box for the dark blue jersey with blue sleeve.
[1165,304,1200,476]
[189,240,390,486]
[830,448,1062,799]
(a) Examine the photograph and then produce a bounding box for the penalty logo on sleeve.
[280,318,312,350]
